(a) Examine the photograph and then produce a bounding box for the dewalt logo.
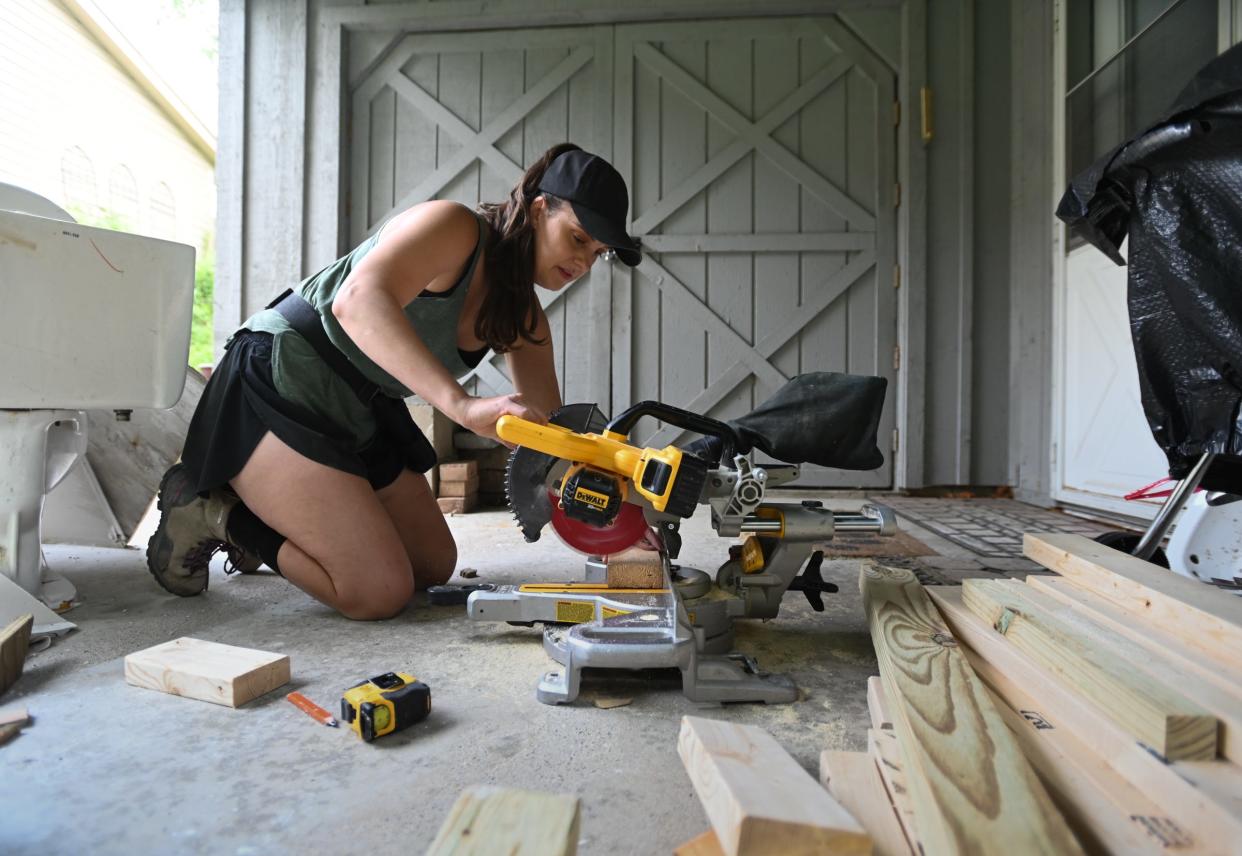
[574,487,611,510]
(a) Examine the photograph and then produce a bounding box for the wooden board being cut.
[124,637,290,707]
[677,716,869,856]
[962,578,1217,761]
[425,785,579,856]
[859,563,1081,855]
[1024,532,1242,666]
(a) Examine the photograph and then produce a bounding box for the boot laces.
[182,539,227,572]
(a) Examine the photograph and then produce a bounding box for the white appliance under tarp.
[0,183,195,616]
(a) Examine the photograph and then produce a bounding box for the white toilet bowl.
[0,183,195,608]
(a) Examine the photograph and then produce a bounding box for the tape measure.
[340,672,431,742]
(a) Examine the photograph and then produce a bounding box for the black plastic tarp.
[1057,45,1242,486]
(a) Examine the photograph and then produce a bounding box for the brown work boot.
[146,464,240,596]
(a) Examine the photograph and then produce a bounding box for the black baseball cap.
[538,149,642,266]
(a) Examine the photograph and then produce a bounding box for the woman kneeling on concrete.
[147,144,642,619]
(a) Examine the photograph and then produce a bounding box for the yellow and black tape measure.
[340,672,431,742]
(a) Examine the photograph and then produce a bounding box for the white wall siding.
[0,0,215,251]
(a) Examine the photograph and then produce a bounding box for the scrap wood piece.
[984,673,1197,854]
[1011,577,1242,763]
[605,546,663,589]
[673,830,725,856]
[928,586,1242,849]
[859,563,1081,855]
[0,613,33,697]
[866,675,893,731]
[866,731,920,854]
[962,578,1217,761]
[820,750,914,856]
[1026,575,1242,705]
[677,716,870,856]
[425,785,579,856]
[124,637,290,708]
[1024,532,1242,666]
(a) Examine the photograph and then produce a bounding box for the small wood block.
[678,716,870,856]
[439,460,478,481]
[437,495,478,515]
[0,706,30,727]
[124,637,290,708]
[674,830,726,856]
[605,547,663,589]
[0,613,33,697]
[426,785,580,856]
[439,475,479,497]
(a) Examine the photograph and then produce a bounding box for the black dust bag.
[1056,44,1242,485]
[684,372,886,471]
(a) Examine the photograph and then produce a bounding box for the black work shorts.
[180,330,436,495]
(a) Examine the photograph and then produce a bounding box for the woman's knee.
[335,560,415,620]
[416,540,457,588]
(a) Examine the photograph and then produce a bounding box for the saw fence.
[673,532,1242,855]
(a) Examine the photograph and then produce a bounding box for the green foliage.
[65,203,131,232]
[189,242,215,369]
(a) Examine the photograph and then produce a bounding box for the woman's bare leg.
[374,469,457,589]
[229,432,413,619]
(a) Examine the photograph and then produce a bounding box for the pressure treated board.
[677,716,869,856]
[928,586,1242,850]
[1011,577,1242,763]
[1026,575,1242,705]
[124,638,290,708]
[819,750,914,856]
[1024,532,1242,665]
[426,786,580,856]
[867,729,920,853]
[858,563,1081,855]
[961,578,1217,761]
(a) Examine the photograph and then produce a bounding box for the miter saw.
[465,384,897,706]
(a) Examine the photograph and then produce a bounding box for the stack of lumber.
[436,460,479,514]
[834,535,1242,855]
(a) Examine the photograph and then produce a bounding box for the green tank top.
[239,211,488,447]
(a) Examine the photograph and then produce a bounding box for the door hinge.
[920,86,934,144]
[894,182,901,208]
[893,99,901,127]
[892,428,900,453]
[893,264,901,289]
[893,344,901,370]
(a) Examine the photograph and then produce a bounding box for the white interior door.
[1057,242,1167,519]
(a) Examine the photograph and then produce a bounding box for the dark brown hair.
[475,142,580,352]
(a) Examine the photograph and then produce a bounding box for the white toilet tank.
[0,192,196,409]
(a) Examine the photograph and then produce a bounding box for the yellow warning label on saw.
[556,600,596,624]
[573,486,611,510]
[601,606,631,619]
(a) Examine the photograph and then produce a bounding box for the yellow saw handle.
[496,415,696,514]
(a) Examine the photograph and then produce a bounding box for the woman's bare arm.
[332,201,543,437]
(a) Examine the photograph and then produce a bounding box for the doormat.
[819,527,935,558]
[870,497,1110,559]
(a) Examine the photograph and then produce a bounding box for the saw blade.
[505,403,608,542]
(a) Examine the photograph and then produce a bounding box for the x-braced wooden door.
[348,26,614,402]
[611,17,897,487]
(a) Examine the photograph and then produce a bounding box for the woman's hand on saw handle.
[452,394,547,445]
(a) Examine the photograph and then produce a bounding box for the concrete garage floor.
[0,495,1078,854]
